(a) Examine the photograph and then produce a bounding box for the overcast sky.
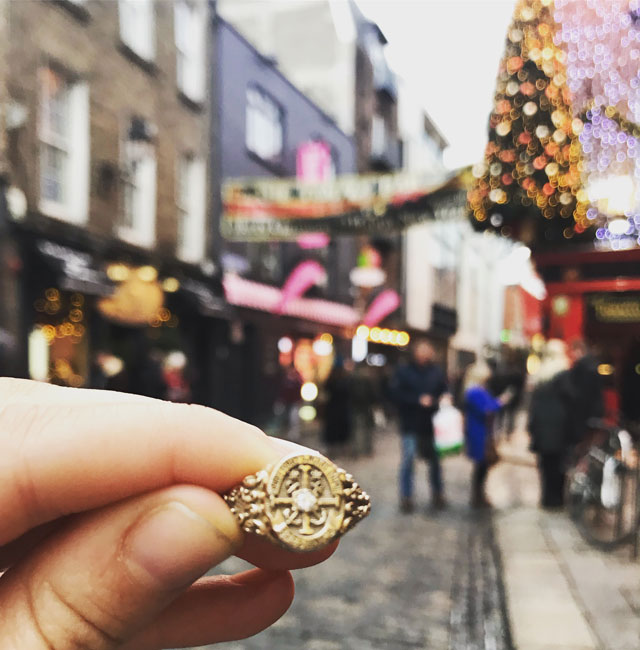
[357,0,516,170]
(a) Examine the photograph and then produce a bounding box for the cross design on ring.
[271,463,341,536]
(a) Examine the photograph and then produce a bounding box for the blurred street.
[181,420,640,650]
[207,430,510,650]
[3,1,640,649]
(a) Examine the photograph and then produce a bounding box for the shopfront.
[219,272,359,427]
[543,276,640,422]
[17,231,228,407]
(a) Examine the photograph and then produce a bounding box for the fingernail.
[123,501,239,590]
[268,437,320,457]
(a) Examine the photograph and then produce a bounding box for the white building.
[397,81,530,371]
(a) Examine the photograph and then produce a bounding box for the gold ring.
[224,453,371,552]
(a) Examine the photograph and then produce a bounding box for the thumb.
[0,485,243,649]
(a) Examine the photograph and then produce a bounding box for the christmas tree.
[468,0,590,248]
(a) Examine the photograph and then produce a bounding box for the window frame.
[371,113,387,157]
[118,0,156,65]
[245,84,285,166]
[39,68,71,208]
[174,0,206,104]
[38,64,90,224]
[176,153,206,263]
[117,126,157,249]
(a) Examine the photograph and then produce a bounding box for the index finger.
[0,378,281,546]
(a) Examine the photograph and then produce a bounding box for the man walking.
[391,339,448,512]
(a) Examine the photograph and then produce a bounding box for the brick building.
[0,0,224,405]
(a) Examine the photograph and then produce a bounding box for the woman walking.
[463,362,510,508]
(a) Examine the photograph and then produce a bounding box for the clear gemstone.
[293,488,317,512]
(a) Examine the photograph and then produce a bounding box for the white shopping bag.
[434,400,464,456]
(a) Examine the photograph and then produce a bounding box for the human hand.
[419,394,433,408]
[499,387,515,406]
[0,379,336,649]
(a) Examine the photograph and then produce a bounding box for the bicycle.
[567,420,640,551]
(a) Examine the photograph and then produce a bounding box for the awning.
[223,274,359,329]
[221,169,471,241]
[35,239,114,296]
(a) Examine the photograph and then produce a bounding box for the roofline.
[215,16,354,147]
[423,110,448,149]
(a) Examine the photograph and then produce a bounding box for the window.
[175,0,206,103]
[176,155,206,262]
[39,66,89,223]
[246,86,284,163]
[371,114,386,157]
[118,128,156,248]
[119,0,155,62]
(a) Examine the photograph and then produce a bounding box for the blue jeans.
[399,432,443,499]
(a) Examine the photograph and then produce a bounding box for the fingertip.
[232,567,295,602]
[233,569,295,624]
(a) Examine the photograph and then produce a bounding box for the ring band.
[224,453,371,552]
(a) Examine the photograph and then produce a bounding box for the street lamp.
[125,116,155,161]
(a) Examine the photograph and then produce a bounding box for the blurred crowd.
[270,335,613,515]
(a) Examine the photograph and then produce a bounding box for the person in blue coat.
[463,362,511,508]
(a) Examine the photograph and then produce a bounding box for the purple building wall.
[216,18,356,180]
[213,17,358,304]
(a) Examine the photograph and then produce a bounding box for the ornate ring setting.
[224,453,371,552]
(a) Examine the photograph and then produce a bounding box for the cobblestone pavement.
[182,430,512,650]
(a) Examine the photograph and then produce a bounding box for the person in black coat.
[323,357,353,455]
[528,340,574,508]
[568,339,604,439]
[390,339,448,512]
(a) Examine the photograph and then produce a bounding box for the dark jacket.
[569,354,604,434]
[323,368,352,445]
[528,370,576,454]
[391,361,447,435]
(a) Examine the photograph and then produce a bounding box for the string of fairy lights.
[469,0,640,250]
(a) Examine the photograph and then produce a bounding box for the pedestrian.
[568,339,604,439]
[487,350,525,439]
[351,361,377,457]
[323,356,353,456]
[0,377,335,648]
[391,339,448,512]
[163,350,191,403]
[528,339,574,509]
[463,361,512,508]
[274,364,304,440]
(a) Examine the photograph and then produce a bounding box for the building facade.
[217,0,404,331]
[0,0,223,406]
[213,17,360,426]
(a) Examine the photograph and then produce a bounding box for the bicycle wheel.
[572,451,637,550]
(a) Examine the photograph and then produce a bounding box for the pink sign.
[296,141,333,249]
[277,260,327,314]
[362,289,401,328]
[296,141,332,183]
[297,233,331,249]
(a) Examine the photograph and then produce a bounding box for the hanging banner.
[221,170,471,241]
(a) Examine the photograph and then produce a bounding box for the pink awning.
[223,274,359,328]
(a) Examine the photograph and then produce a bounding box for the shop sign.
[588,293,640,323]
[98,276,164,326]
[297,141,333,183]
[37,240,113,296]
[182,278,228,317]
